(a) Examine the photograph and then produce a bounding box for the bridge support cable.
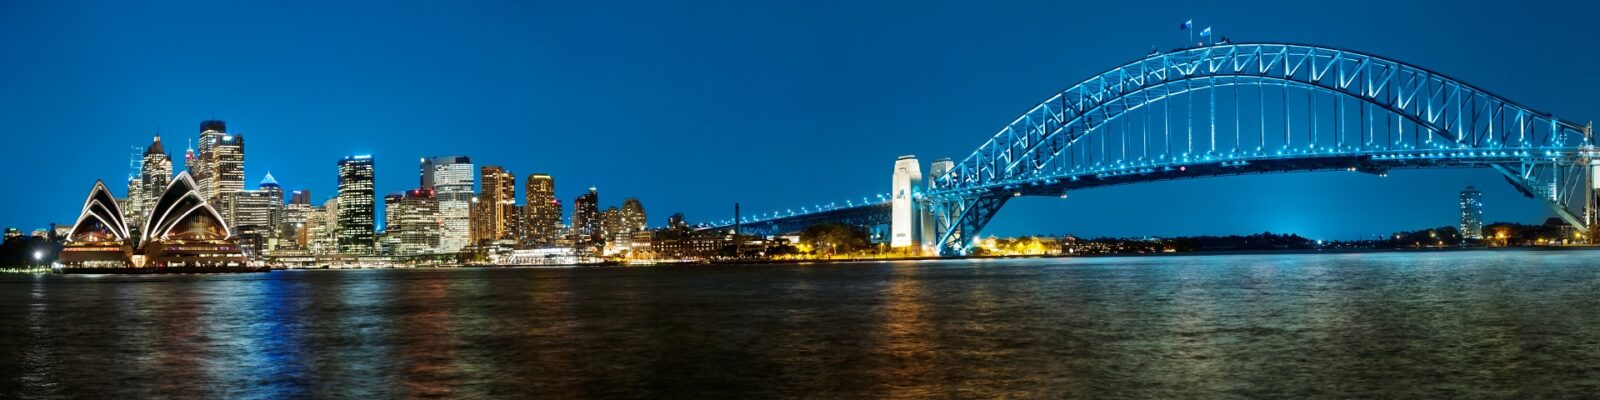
[1259,80,1266,151]
[1311,81,1318,148]
[1210,77,1217,154]
[1235,79,1241,152]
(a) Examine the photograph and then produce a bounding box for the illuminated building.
[395,188,442,255]
[64,171,250,270]
[280,190,312,250]
[470,195,485,244]
[523,173,559,246]
[138,172,247,267]
[291,189,311,205]
[478,166,516,242]
[127,134,173,234]
[230,173,284,255]
[504,205,524,241]
[667,212,687,229]
[383,193,402,233]
[621,197,647,233]
[59,181,134,268]
[573,187,600,245]
[306,198,339,254]
[421,156,473,252]
[195,120,244,224]
[1461,185,1484,240]
[337,155,376,254]
[601,206,620,243]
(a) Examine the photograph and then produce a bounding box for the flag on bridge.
[1200,26,1212,37]
[1180,20,1192,30]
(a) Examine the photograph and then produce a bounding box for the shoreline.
[438,244,1600,269]
[25,245,1597,274]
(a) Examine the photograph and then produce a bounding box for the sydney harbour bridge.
[703,42,1596,256]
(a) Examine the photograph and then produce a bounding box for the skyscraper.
[129,134,172,232]
[601,206,621,243]
[213,133,245,223]
[573,187,600,244]
[504,205,524,242]
[478,166,516,242]
[621,198,647,233]
[193,120,225,200]
[383,193,403,233]
[306,198,340,254]
[337,155,376,254]
[290,189,311,206]
[282,189,312,250]
[1460,185,1484,240]
[395,188,441,255]
[667,212,687,229]
[195,120,245,225]
[421,156,474,252]
[125,144,143,226]
[231,173,284,255]
[523,173,559,247]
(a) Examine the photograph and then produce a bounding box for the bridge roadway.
[707,42,1597,256]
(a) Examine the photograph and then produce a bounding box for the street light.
[33,250,43,269]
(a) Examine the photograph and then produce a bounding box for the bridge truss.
[927,43,1595,255]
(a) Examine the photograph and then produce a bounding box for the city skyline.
[4,0,1599,240]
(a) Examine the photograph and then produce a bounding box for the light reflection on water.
[1,250,1599,398]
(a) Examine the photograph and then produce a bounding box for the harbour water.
[2,249,1598,398]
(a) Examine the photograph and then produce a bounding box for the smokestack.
[734,203,741,236]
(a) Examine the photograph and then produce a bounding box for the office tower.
[479,166,516,242]
[125,145,144,226]
[337,155,376,254]
[196,120,244,204]
[184,139,195,173]
[194,120,245,224]
[282,190,312,250]
[621,198,647,232]
[1461,186,1484,240]
[306,198,339,254]
[383,193,403,233]
[193,120,226,199]
[470,195,486,244]
[601,206,621,243]
[231,173,283,254]
[394,188,441,255]
[573,187,600,243]
[523,173,559,246]
[290,189,311,206]
[126,135,173,231]
[504,205,524,242]
[421,156,473,252]
[125,177,142,228]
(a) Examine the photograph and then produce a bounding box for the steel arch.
[929,43,1595,255]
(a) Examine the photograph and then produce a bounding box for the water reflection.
[395,272,463,397]
[2,250,1600,398]
[876,265,935,399]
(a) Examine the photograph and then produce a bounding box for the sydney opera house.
[59,172,256,273]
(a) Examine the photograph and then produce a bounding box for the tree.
[799,222,871,255]
[0,235,61,267]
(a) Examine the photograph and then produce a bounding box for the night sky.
[3,0,1597,239]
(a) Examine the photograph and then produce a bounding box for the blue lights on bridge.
[711,42,1596,256]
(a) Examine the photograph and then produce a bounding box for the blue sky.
[3,0,1597,239]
